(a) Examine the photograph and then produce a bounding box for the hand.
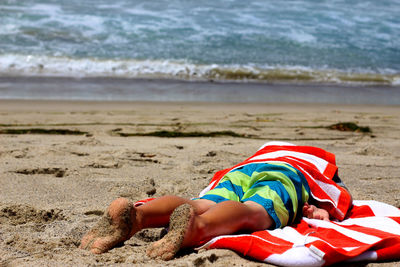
[302,202,330,221]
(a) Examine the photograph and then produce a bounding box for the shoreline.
[2,99,400,113]
[1,76,399,105]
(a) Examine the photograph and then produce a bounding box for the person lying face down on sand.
[80,150,352,261]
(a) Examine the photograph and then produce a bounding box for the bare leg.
[147,200,272,260]
[302,202,330,221]
[137,195,214,228]
[80,196,215,254]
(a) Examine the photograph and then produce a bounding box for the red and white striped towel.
[136,142,400,265]
[199,200,400,266]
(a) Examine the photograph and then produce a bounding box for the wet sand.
[1,76,399,105]
[0,99,399,266]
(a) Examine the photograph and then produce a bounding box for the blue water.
[0,0,399,84]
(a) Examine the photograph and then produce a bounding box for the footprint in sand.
[117,178,157,199]
[14,167,67,177]
[353,145,390,156]
[117,151,160,164]
[84,210,104,216]
[0,204,65,225]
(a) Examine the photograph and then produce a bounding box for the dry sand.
[0,99,399,266]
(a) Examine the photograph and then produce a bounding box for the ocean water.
[0,0,400,103]
[1,0,399,84]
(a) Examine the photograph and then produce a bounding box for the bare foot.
[146,203,194,261]
[80,198,139,254]
[302,202,330,221]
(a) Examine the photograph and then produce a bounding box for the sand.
[0,99,399,266]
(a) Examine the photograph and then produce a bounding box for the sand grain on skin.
[147,203,194,260]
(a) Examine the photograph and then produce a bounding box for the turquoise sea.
[0,0,399,103]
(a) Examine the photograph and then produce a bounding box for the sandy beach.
[0,99,399,266]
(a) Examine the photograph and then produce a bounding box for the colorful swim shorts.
[197,162,311,228]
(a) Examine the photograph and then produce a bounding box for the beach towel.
[135,142,400,266]
[199,200,400,266]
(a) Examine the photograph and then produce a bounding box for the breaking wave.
[1,54,399,86]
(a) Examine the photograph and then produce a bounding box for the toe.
[80,232,95,249]
[146,245,154,258]
[161,251,175,261]
[91,247,103,254]
[90,235,119,254]
[146,241,161,258]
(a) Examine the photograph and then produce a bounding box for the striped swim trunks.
[198,162,311,229]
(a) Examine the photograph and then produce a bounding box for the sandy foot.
[79,198,136,254]
[146,203,194,261]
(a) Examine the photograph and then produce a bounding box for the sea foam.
[0,54,398,86]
